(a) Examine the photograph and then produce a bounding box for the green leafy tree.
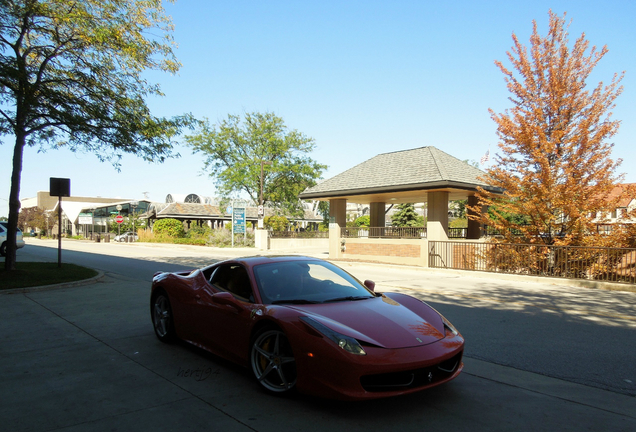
[185,111,327,216]
[0,0,193,270]
[316,201,330,225]
[391,203,424,227]
[153,218,185,238]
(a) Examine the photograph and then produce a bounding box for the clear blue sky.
[2,0,635,217]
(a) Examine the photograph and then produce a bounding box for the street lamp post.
[259,161,272,229]
[130,201,138,241]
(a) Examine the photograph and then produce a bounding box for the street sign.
[50,177,70,197]
[116,215,124,224]
[78,213,93,225]
[233,206,246,234]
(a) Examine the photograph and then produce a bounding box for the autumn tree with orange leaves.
[472,11,628,246]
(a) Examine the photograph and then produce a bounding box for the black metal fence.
[429,241,636,284]
[341,226,427,239]
[448,227,467,239]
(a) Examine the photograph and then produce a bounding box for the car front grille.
[360,351,463,392]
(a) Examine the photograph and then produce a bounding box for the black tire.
[151,290,176,343]
[0,242,6,257]
[250,328,297,394]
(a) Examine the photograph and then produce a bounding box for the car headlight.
[300,316,366,355]
[442,316,459,337]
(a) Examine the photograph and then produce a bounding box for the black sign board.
[50,177,71,197]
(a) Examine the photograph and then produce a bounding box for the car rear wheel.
[0,242,6,257]
[152,290,176,343]
[250,328,297,394]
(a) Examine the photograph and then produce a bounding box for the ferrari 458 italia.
[151,256,463,400]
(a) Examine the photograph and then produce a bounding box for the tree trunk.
[5,133,25,271]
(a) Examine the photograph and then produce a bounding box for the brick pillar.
[467,195,483,239]
[427,191,449,241]
[329,199,347,227]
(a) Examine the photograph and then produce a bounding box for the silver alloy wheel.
[250,329,297,393]
[153,293,172,340]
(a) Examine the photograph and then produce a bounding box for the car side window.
[210,264,254,302]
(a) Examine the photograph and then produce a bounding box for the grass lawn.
[0,262,98,290]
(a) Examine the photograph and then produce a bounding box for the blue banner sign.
[233,206,246,234]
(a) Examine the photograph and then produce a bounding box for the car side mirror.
[364,280,375,292]
[212,291,236,305]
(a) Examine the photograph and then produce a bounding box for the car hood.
[290,295,445,349]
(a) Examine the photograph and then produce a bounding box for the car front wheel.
[151,290,176,343]
[250,328,297,394]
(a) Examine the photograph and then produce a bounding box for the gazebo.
[299,146,503,265]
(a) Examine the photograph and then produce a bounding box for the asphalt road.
[1,239,634,431]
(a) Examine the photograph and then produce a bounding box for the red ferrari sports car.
[150,256,464,400]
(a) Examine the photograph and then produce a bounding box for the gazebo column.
[466,194,483,239]
[369,202,386,228]
[427,191,448,241]
[329,199,347,259]
[329,199,347,227]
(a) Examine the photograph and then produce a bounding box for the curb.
[462,357,636,417]
[0,270,105,295]
[331,259,636,294]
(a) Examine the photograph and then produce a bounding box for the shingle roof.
[605,183,636,208]
[300,146,493,199]
[147,202,321,221]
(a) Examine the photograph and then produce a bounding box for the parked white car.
[114,232,139,242]
[0,221,26,256]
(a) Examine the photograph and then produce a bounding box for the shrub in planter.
[264,215,288,231]
[153,218,185,237]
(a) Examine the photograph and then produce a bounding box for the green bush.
[264,215,289,231]
[186,224,212,238]
[153,218,185,237]
[449,218,468,228]
[208,229,254,247]
[354,215,370,227]
[172,237,207,246]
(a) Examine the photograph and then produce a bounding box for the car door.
[193,263,257,363]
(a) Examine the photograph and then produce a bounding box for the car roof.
[229,255,322,267]
[0,221,21,231]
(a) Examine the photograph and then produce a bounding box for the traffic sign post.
[257,205,264,228]
[231,201,246,247]
[50,177,70,268]
[116,204,123,238]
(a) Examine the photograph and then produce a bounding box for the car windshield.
[253,260,375,305]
